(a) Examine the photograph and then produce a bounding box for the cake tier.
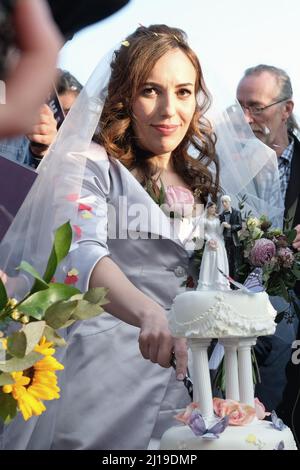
[160,419,297,450]
[170,290,276,338]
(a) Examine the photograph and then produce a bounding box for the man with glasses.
[237,64,300,447]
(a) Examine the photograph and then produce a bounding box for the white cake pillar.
[238,338,257,407]
[220,338,240,401]
[189,338,214,418]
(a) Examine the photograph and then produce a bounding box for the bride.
[197,201,230,291]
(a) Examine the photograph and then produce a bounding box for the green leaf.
[7,332,27,358]
[286,228,297,245]
[42,221,73,284]
[60,319,75,329]
[158,180,166,206]
[0,373,14,386]
[0,351,43,372]
[146,180,157,203]
[0,277,8,311]
[18,261,49,293]
[43,325,66,348]
[70,299,105,321]
[279,277,290,303]
[291,266,300,279]
[0,391,17,424]
[18,283,80,320]
[22,321,45,355]
[44,300,79,329]
[45,295,106,328]
[83,287,109,305]
[69,293,84,301]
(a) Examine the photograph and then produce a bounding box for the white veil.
[200,59,284,225]
[0,26,284,301]
[209,101,284,225]
[0,48,112,297]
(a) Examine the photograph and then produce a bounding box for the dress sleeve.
[57,146,111,291]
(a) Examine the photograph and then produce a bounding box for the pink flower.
[165,186,194,217]
[64,268,79,285]
[78,203,92,212]
[254,398,271,420]
[175,402,199,424]
[73,224,82,240]
[64,275,78,285]
[213,398,256,426]
[277,247,294,268]
[66,193,79,202]
[276,235,288,248]
[250,238,276,267]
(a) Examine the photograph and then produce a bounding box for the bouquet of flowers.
[0,222,108,423]
[238,213,300,318]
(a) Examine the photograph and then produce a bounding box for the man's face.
[222,199,230,211]
[236,71,292,148]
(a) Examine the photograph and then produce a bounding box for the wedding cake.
[160,288,297,450]
[170,289,276,339]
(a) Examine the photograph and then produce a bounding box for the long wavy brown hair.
[95,24,220,203]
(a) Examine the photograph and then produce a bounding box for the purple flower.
[277,247,294,268]
[267,256,280,270]
[276,235,288,248]
[250,238,276,267]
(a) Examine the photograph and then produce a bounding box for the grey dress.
[1,145,197,450]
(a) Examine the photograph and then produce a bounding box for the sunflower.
[0,337,7,349]
[2,336,64,421]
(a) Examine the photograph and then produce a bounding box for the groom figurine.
[219,195,242,279]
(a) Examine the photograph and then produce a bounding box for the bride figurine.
[197,201,230,291]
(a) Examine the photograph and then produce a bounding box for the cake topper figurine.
[197,201,230,291]
[219,195,242,280]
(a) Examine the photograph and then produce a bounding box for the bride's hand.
[138,310,187,378]
[208,239,218,250]
[173,337,188,381]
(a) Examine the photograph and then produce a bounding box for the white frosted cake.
[170,290,277,338]
[161,417,297,450]
[160,288,297,450]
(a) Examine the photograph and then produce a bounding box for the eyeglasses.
[239,97,290,116]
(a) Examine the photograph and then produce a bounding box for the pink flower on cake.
[213,398,256,426]
[254,398,271,420]
[165,186,194,217]
[175,402,199,424]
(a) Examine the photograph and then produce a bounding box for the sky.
[59,0,300,116]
